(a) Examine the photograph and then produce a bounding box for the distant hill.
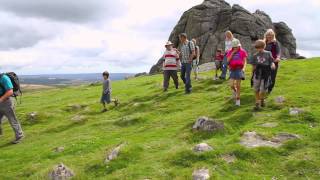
[20,73,134,86]
[0,59,319,179]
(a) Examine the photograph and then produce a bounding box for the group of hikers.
[160,29,281,109]
[0,29,281,145]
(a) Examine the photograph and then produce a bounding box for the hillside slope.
[0,59,320,179]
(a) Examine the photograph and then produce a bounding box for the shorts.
[253,78,268,93]
[100,93,111,104]
[215,60,223,70]
[230,69,245,80]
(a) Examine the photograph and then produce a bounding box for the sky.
[0,0,319,75]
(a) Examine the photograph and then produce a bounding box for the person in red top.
[214,49,224,80]
[227,39,248,106]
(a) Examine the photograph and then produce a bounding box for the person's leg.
[0,114,3,136]
[235,80,241,106]
[1,99,24,142]
[172,70,179,89]
[269,63,279,93]
[229,79,236,99]
[185,63,192,93]
[163,70,170,91]
[180,63,186,84]
[220,56,228,79]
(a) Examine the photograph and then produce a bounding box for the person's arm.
[0,89,13,103]
[189,42,196,63]
[243,58,247,71]
[270,53,276,69]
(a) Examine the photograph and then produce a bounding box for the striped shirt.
[180,40,195,63]
[162,49,180,71]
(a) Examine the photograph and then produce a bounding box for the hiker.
[179,33,196,94]
[161,41,180,92]
[192,39,200,80]
[250,40,276,110]
[214,49,224,80]
[264,29,281,93]
[100,71,119,112]
[227,38,248,106]
[0,73,24,144]
[220,30,234,80]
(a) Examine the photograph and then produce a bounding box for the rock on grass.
[49,163,74,180]
[193,143,213,152]
[192,168,210,180]
[105,143,125,164]
[192,117,224,132]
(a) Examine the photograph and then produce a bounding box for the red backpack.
[228,49,247,70]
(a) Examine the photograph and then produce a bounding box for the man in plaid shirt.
[178,33,195,94]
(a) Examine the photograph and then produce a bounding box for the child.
[250,40,276,110]
[227,38,248,106]
[101,71,119,112]
[162,41,180,91]
[214,49,224,80]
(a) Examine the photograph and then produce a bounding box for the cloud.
[0,0,124,23]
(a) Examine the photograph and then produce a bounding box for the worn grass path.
[0,58,319,179]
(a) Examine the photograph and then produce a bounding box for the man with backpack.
[179,33,196,94]
[0,72,24,144]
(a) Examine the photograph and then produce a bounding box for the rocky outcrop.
[150,0,299,74]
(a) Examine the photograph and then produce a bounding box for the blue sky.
[0,0,319,75]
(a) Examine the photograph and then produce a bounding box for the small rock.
[54,147,65,153]
[105,144,125,163]
[221,154,237,164]
[27,112,38,122]
[49,163,74,180]
[71,115,86,123]
[289,108,303,116]
[192,117,224,132]
[193,143,213,152]
[272,133,300,143]
[260,122,278,128]
[240,131,280,148]
[275,96,285,104]
[192,168,210,180]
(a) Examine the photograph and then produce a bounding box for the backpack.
[0,72,22,98]
[188,41,199,60]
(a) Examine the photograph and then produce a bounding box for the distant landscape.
[19,73,135,86]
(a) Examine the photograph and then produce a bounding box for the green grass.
[0,58,320,179]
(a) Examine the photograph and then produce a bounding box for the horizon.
[0,0,319,75]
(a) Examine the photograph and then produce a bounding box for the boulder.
[193,143,213,152]
[192,168,210,180]
[289,108,304,116]
[49,163,74,180]
[192,117,224,132]
[150,0,299,74]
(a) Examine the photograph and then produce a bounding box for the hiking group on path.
[0,29,281,145]
[160,29,281,109]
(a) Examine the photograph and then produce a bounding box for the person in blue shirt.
[0,74,24,144]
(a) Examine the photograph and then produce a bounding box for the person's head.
[179,33,188,43]
[225,30,234,40]
[264,29,276,43]
[216,49,222,55]
[231,38,241,51]
[102,71,109,80]
[192,38,197,45]
[254,40,266,52]
[165,41,174,50]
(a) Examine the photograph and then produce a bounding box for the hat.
[165,41,174,47]
[232,38,241,48]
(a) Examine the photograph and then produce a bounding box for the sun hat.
[231,38,241,48]
[165,41,174,47]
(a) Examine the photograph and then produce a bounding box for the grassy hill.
[0,59,320,179]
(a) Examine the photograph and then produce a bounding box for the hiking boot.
[235,99,241,106]
[253,103,261,111]
[12,135,24,144]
